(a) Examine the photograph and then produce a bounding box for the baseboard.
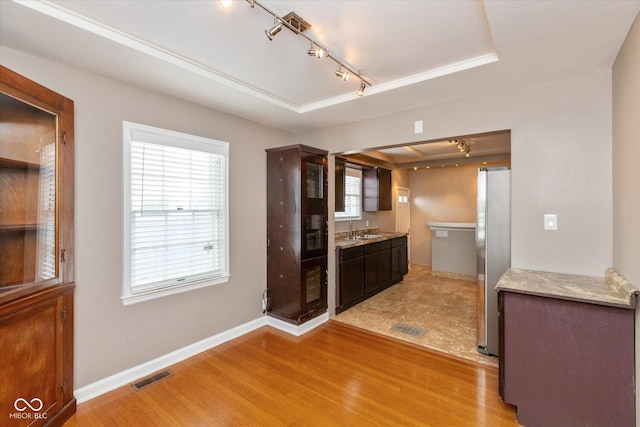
[74,316,267,403]
[266,312,329,336]
[74,312,330,403]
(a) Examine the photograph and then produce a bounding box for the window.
[122,121,229,305]
[335,166,362,220]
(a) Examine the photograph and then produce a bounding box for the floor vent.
[391,322,426,338]
[131,370,174,391]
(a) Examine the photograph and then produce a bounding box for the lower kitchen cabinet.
[364,240,392,293]
[391,236,408,282]
[499,276,636,427]
[336,235,407,313]
[337,246,364,307]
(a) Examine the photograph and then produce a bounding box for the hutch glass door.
[0,92,59,290]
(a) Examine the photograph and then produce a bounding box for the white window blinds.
[123,122,229,304]
[335,167,362,219]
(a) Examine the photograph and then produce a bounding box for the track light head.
[335,67,350,81]
[357,81,366,97]
[265,22,283,40]
[307,44,326,59]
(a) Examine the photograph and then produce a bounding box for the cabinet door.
[364,253,379,293]
[0,295,64,425]
[300,257,327,318]
[334,157,346,213]
[301,152,327,260]
[0,66,74,296]
[363,167,392,211]
[339,256,364,306]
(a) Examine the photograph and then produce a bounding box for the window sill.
[122,274,230,305]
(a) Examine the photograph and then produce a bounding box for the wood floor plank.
[64,322,518,426]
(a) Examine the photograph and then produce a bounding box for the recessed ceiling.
[1,0,638,134]
[341,130,511,169]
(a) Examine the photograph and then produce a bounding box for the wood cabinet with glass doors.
[266,145,328,325]
[0,65,75,426]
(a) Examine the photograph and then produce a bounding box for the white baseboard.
[266,312,329,336]
[74,312,329,403]
[74,317,267,403]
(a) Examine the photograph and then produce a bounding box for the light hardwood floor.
[64,322,518,426]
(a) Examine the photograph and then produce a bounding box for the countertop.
[496,268,639,309]
[335,232,408,249]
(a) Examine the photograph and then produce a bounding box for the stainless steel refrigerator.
[476,167,510,356]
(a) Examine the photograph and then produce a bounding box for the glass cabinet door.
[305,161,323,200]
[0,92,59,289]
[301,257,327,308]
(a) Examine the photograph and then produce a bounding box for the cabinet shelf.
[0,224,39,233]
[0,156,40,170]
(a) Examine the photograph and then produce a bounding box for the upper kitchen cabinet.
[266,145,328,325]
[0,65,76,426]
[363,167,392,211]
[334,157,346,213]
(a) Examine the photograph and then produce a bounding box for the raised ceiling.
[1,1,638,135]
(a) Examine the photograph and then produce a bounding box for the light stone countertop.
[335,232,408,249]
[496,268,639,309]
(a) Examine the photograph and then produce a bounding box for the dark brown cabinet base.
[336,236,408,314]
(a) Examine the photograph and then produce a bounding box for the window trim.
[335,166,363,221]
[122,121,230,305]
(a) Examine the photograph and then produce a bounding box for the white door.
[396,187,410,264]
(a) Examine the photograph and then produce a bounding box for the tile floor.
[333,264,498,367]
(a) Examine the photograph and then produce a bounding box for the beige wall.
[409,163,510,266]
[0,47,295,388]
[612,13,640,426]
[303,71,613,281]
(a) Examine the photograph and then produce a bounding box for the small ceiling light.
[357,81,366,97]
[307,42,326,59]
[413,167,417,171]
[335,66,349,81]
[219,0,233,8]
[265,20,283,40]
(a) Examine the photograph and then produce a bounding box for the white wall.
[302,71,613,281]
[612,13,640,426]
[0,47,295,388]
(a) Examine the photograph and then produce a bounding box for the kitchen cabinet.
[391,236,408,282]
[266,145,328,325]
[0,65,75,426]
[334,157,346,213]
[363,167,392,211]
[336,235,407,314]
[364,240,392,293]
[337,245,364,307]
[497,269,637,427]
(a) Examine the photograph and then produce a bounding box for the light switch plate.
[414,120,423,134]
[544,214,558,230]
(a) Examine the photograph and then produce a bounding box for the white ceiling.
[1,0,638,136]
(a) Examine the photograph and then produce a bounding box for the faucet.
[349,218,353,237]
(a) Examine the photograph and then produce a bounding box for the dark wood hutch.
[266,145,328,324]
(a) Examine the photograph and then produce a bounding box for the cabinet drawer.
[392,236,407,247]
[340,245,364,262]
[364,240,391,254]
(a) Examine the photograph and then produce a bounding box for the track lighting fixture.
[357,81,366,97]
[335,66,349,82]
[307,42,326,59]
[237,0,372,96]
[449,139,471,157]
[265,20,283,40]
